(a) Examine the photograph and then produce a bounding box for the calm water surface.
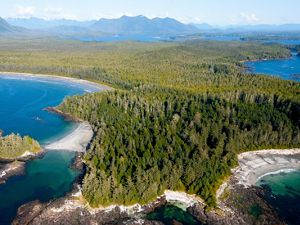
[0,151,78,224]
[256,170,300,225]
[245,52,300,82]
[0,74,98,224]
[147,204,202,225]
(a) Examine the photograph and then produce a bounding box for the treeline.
[59,87,300,207]
[1,38,299,207]
[0,39,294,93]
[0,133,41,159]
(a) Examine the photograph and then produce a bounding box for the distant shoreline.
[0,71,112,92]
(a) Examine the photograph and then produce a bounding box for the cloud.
[43,7,78,20]
[44,7,64,15]
[14,5,35,18]
[239,12,260,23]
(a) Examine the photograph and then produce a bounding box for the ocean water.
[0,74,98,225]
[146,204,202,225]
[0,76,89,143]
[245,53,300,82]
[265,40,300,45]
[256,170,300,225]
[0,151,79,225]
[72,35,174,42]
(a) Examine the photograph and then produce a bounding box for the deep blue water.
[245,53,300,82]
[0,74,101,224]
[0,75,89,143]
[265,40,300,45]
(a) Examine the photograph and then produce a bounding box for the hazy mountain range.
[0,17,25,33]
[1,15,300,39]
[4,16,199,36]
[7,17,96,30]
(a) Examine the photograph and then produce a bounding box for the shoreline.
[0,72,110,183]
[44,122,93,152]
[0,71,113,92]
[0,151,45,184]
[232,149,300,187]
[0,71,112,153]
[13,148,299,224]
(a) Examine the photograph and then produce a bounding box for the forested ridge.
[59,87,300,207]
[0,133,41,159]
[0,38,300,207]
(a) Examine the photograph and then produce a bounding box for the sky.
[0,0,299,25]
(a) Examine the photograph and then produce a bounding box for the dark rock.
[0,161,26,184]
[142,196,167,214]
[12,200,48,225]
[44,107,82,122]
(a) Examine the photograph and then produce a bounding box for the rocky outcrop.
[0,152,44,184]
[13,195,166,225]
[44,107,82,122]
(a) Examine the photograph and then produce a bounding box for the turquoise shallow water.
[0,74,101,225]
[0,151,78,224]
[257,170,300,225]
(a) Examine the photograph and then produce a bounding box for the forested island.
[0,133,41,159]
[0,38,300,223]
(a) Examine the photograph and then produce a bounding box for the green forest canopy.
[0,38,299,207]
[0,133,41,159]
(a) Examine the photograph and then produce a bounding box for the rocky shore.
[12,148,300,225]
[0,151,44,184]
[13,184,284,225]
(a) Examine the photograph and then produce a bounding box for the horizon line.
[3,15,300,27]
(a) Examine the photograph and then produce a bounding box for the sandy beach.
[0,72,112,92]
[0,72,111,152]
[232,149,300,187]
[44,122,93,152]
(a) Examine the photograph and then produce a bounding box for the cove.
[146,204,202,225]
[0,74,104,225]
[245,52,300,82]
[245,53,300,224]
[256,170,300,225]
[0,151,78,224]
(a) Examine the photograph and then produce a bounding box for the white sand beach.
[0,72,112,92]
[232,149,300,187]
[0,72,111,152]
[44,122,93,152]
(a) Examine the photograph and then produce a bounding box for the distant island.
[0,133,41,160]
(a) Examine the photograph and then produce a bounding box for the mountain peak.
[0,17,14,32]
[92,15,199,35]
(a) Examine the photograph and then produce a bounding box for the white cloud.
[13,5,35,18]
[239,12,260,24]
[42,7,78,20]
[44,7,63,15]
